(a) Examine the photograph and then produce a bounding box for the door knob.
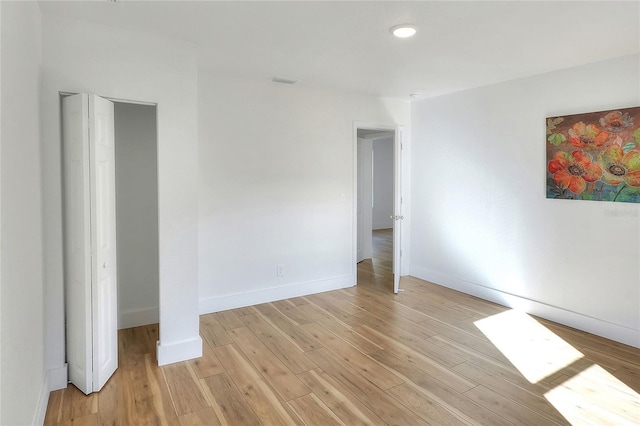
[391,215,404,220]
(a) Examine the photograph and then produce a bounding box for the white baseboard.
[373,223,393,230]
[157,336,202,366]
[34,364,68,425]
[119,307,159,330]
[411,266,640,349]
[33,376,49,426]
[199,275,355,315]
[47,363,68,391]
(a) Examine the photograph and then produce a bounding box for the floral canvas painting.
[546,107,640,203]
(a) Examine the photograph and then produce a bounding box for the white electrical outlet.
[276,264,284,277]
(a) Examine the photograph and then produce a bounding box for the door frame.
[352,121,404,292]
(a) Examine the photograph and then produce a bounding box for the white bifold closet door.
[62,93,118,394]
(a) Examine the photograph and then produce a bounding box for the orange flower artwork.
[567,122,609,150]
[547,106,640,202]
[548,150,602,195]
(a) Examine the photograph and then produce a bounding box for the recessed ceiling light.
[390,24,417,38]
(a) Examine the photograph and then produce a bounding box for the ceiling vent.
[271,77,298,85]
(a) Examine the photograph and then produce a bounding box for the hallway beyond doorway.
[357,228,393,291]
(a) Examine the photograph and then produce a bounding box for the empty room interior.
[1,1,639,425]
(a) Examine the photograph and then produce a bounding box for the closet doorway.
[113,101,159,330]
[61,93,159,394]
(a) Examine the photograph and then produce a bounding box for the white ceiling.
[38,1,640,100]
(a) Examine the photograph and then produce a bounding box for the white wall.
[40,15,201,368]
[114,102,159,329]
[372,137,394,229]
[357,138,373,261]
[411,54,640,347]
[0,1,3,421]
[198,71,410,312]
[0,2,48,424]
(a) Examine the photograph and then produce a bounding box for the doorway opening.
[113,101,159,330]
[354,124,403,293]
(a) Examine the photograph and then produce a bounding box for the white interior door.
[89,94,118,391]
[357,138,373,262]
[62,94,93,394]
[392,127,404,294]
[62,93,118,394]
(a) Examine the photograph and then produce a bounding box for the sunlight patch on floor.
[474,309,584,383]
[476,309,640,425]
[544,364,640,425]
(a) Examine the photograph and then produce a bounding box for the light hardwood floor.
[45,229,640,425]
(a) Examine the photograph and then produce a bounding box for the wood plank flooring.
[45,229,640,425]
